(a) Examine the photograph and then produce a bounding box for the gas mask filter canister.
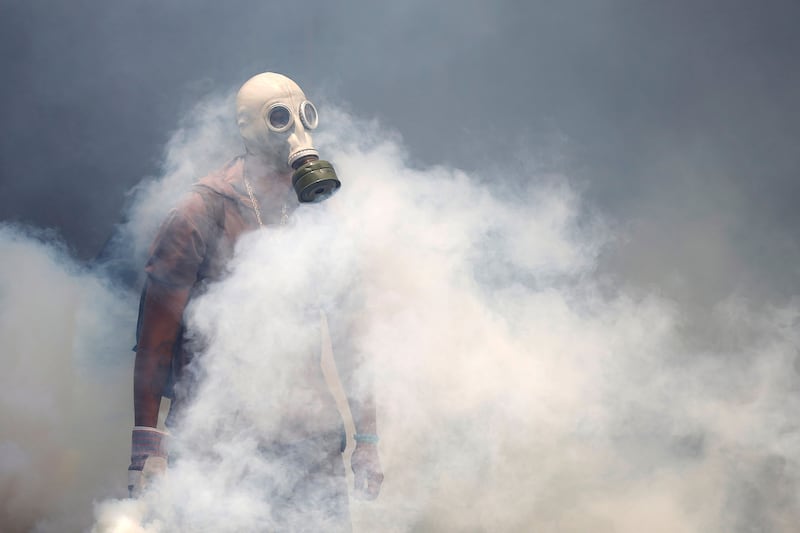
[291,157,341,203]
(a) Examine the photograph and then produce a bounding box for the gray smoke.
[2,3,800,530]
[3,1,799,311]
[50,97,797,531]
[0,226,134,532]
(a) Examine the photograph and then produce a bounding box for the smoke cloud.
[0,226,134,532]
[2,2,799,532]
[1,92,790,531]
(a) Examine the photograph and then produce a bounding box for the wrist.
[133,425,169,434]
[130,427,169,470]
[354,433,379,445]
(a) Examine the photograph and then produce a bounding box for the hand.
[128,427,169,497]
[350,442,383,500]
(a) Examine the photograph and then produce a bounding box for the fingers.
[353,469,368,497]
[364,471,384,500]
[129,456,168,498]
[353,469,383,500]
[351,446,383,500]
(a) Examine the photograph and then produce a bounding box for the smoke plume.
[2,91,799,532]
[0,227,134,532]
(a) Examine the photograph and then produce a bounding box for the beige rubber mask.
[236,72,340,203]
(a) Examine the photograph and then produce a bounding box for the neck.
[244,153,292,194]
[242,154,298,218]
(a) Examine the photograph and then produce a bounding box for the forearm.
[325,303,384,498]
[325,307,379,435]
[133,348,172,427]
[338,346,377,435]
[133,279,190,428]
[348,393,377,435]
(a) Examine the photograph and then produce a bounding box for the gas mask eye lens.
[299,101,318,130]
[266,104,292,132]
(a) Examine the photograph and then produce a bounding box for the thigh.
[262,436,351,533]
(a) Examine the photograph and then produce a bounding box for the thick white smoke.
[0,94,241,532]
[0,227,135,533]
[2,92,799,532]
[107,93,242,281]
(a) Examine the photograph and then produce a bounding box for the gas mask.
[236,72,340,203]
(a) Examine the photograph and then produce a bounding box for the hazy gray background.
[3,2,800,531]
[1,0,798,312]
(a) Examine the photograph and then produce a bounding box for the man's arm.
[134,194,209,426]
[128,192,211,495]
[129,280,190,495]
[327,309,375,433]
[328,308,384,499]
[133,280,191,427]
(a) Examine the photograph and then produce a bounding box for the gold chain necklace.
[243,174,288,227]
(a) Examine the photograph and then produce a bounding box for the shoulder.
[156,190,217,242]
[194,157,249,205]
[170,157,246,223]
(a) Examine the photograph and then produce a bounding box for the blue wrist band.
[354,433,379,444]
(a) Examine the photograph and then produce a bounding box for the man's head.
[236,73,319,170]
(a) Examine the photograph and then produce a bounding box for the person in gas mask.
[129,72,383,528]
